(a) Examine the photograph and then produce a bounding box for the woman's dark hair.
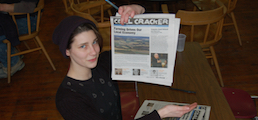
[67,23,103,51]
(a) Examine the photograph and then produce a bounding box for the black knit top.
[55,51,161,120]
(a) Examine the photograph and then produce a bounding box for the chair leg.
[33,38,42,54]
[35,36,56,71]
[210,46,224,87]
[7,42,12,83]
[23,41,31,50]
[193,6,197,11]
[231,12,242,46]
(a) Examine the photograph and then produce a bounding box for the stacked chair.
[175,1,226,87]
[62,0,112,16]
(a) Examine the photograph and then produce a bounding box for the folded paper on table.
[134,100,211,120]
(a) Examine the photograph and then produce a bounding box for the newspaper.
[134,100,211,120]
[110,14,180,86]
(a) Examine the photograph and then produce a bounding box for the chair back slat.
[203,24,210,44]
[27,13,31,34]
[36,9,41,32]
[190,25,194,42]
[101,4,104,23]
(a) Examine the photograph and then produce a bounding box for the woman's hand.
[157,102,198,118]
[118,4,145,25]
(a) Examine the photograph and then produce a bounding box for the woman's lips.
[89,57,97,62]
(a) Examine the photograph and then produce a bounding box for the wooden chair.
[222,0,242,46]
[62,0,113,16]
[70,1,112,51]
[222,87,257,118]
[175,3,227,87]
[3,0,56,83]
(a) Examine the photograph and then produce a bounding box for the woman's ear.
[66,49,71,56]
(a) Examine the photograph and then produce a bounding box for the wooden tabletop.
[137,42,235,120]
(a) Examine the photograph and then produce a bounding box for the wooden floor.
[0,0,257,119]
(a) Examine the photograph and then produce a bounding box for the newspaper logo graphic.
[113,18,169,25]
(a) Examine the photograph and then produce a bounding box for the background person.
[0,0,39,78]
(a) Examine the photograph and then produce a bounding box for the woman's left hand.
[157,102,198,118]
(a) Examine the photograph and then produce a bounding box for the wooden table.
[137,42,236,120]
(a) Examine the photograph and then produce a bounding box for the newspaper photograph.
[134,100,211,120]
[110,14,180,86]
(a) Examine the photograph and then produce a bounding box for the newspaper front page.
[110,14,180,86]
[134,100,211,120]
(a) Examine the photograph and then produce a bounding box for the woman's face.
[66,30,100,69]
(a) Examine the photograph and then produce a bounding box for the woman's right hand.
[118,4,145,25]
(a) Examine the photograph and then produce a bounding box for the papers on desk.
[110,14,180,86]
[135,100,211,120]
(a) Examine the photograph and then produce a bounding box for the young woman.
[53,5,197,120]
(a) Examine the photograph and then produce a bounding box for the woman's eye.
[81,45,86,48]
[93,40,97,44]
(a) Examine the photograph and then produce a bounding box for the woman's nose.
[89,45,98,55]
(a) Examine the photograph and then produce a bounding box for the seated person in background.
[53,4,197,120]
[0,0,39,79]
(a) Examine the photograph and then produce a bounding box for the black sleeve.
[56,89,104,120]
[136,110,162,120]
